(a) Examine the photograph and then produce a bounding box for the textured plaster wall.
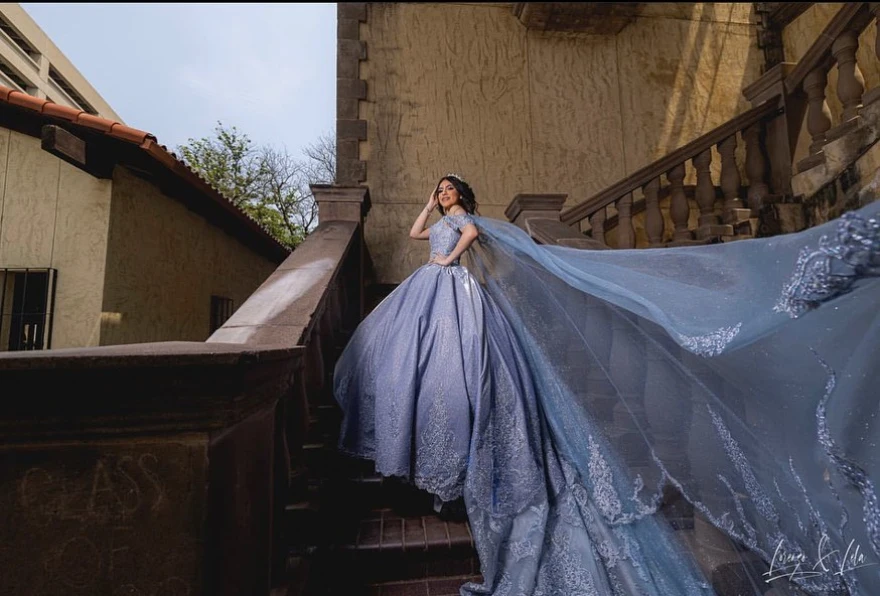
[783,4,880,165]
[361,3,763,282]
[0,129,112,349]
[100,168,279,345]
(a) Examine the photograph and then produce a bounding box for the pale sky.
[21,3,337,156]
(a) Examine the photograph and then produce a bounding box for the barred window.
[210,295,234,333]
[0,268,57,351]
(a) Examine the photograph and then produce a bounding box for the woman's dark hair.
[436,174,478,215]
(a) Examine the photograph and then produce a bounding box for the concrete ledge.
[0,341,301,439]
[0,340,300,595]
[208,220,360,347]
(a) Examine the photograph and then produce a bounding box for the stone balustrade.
[512,3,880,250]
[513,101,781,249]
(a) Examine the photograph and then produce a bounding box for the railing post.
[311,184,371,320]
[505,193,607,249]
[505,193,568,230]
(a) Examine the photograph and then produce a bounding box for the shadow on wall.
[653,2,763,165]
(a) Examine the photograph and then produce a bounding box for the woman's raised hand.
[425,189,439,213]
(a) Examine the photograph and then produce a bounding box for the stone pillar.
[336,3,368,186]
[311,184,371,319]
[312,184,371,224]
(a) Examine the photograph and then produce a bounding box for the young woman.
[334,173,880,595]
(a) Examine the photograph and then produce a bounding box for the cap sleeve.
[448,213,476,231]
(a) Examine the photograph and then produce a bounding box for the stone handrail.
[783,3,872,97]
[0,185,370,595]
[554,99,782,247]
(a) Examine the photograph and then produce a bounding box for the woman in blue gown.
[334,173,880,595]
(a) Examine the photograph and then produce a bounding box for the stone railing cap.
[505,193,568,221]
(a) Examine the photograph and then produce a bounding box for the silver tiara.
[444,172,468,185]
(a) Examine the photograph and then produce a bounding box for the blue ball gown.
[334,203,880,596]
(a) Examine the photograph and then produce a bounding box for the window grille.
[210,295,234,333]
[0,268,57,351]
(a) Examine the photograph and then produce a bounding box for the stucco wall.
[359,2,763,282]
[783,3,880,165]
[100,167,279,345]
[0,128,112,349]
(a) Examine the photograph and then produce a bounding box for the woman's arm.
[409,190,438,240]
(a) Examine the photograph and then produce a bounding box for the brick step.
[299,508,479,594]
[367,574,483,596]
[285,475,439,554]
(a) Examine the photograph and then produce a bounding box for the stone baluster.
[616,192,636,249]
[667,163,691,242]
[831,30,865,124]
[590,207,606,246]
[694,147,733,241]
[803,67,833,159]
[643,177,664,247]
[743,123,770,212]
[717,135,743,217]
[693,149,717,226]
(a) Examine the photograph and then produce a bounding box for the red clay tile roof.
[0,85,291,258]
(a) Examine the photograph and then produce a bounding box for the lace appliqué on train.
[677,322,742,357]
[775,211,880,318]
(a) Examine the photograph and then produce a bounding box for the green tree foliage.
[178,122,334,249]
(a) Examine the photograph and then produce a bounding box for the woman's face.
[437,179,461,210]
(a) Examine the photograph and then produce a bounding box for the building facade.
[0,3,120,120]
[0,87,288,351]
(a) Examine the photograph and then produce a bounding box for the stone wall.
[351,3,763,282]
[100,167,279,345]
